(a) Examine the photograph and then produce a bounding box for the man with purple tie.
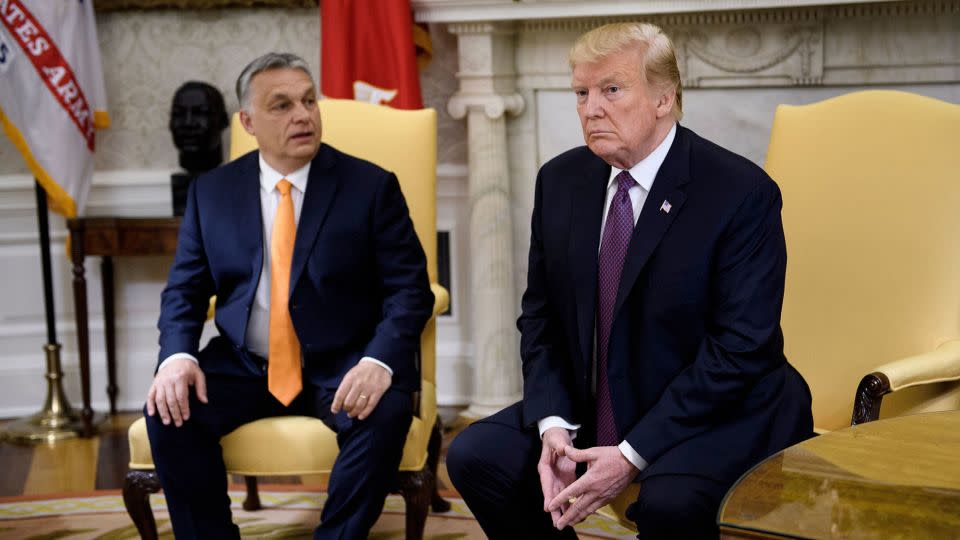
[447,22,814,539]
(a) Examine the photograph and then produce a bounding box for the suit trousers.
[144,365,412,540]
[447,403,730,540]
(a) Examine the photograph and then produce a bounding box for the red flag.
[321,0,426,110]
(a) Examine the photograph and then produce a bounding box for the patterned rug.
[0,488,636,539]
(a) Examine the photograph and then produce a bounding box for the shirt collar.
[258,154,310,194]
[607,123,677,192]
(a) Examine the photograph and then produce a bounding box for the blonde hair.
[569,22,683,121]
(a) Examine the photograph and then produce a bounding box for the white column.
[447,22,525,418]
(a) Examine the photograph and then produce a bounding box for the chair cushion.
[129,381,437,476]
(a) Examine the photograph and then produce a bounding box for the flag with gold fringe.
[0,0,110,217]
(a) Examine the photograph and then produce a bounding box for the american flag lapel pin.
[660,200,672,214]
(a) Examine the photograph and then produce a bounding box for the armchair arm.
[430,283,449,318]
[852,340,960,425]
[409,283,448,419]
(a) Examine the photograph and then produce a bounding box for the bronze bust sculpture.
[169,81,228,215]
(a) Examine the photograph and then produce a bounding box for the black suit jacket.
[518,125,813,483]
[158,144,434,392]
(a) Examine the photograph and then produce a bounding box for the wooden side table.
[66,217,181,436]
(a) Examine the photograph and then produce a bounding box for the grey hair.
[235,52,314,111]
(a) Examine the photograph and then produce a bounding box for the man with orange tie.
[144,52,434,540]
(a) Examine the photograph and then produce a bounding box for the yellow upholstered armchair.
[123,100,450,540]
[767,90,960,432]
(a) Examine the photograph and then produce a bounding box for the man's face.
[240,68,322,174]
[170,87,220,153]
[572,47,672,169]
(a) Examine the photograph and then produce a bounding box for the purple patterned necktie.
[596,170,636,446]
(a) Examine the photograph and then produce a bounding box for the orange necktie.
[268,179,302,405]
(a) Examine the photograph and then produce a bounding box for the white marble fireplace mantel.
[414,0,903,22]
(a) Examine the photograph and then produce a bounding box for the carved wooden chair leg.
[427,420,451,512]
[398,468,434,540]
[243,475,262,510]
[123,470,162,540]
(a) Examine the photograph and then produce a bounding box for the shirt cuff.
[360,356,393,376]
[538,416,581,440]
[157,352,199,372]
[618,440,649,472]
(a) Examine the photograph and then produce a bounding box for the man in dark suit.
[447,22,813,539]
[144,52,434,539]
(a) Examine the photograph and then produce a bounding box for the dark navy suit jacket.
[157,144,434,393]
[518,125,813,484]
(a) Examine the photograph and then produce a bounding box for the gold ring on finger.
[358,394,368,400]
[568,496,578,504]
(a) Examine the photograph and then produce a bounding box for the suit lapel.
[233,152,265,283]
[289,145,340,295]
[612,127,692,318]
[570,155,610,366]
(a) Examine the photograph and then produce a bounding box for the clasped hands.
[538,427,640,530]
[146,358,391,427]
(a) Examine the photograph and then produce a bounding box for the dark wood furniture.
[66,217,181,436]
[719,410,960,539]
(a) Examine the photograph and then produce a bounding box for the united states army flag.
[0,0,110,217]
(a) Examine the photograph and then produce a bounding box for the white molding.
[514,1,960,28]
[436,340,474,406]
[0,316,155,339]
[0,230,67,246]
[436,391,472,407]
[0,173,34,190]
[85,170,174,217]
[437,169,469,200]
[434,164,471,406]
[436,163,470,179]
[0,170,173,222]
[414,0,905,22]
[0,348,159,415]
[511,6,959,90]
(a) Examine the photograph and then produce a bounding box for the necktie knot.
[276,179,292,196]
[615,170,635,194]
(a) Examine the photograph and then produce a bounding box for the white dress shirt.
[538,123,678,472]
[158,154,392,376]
